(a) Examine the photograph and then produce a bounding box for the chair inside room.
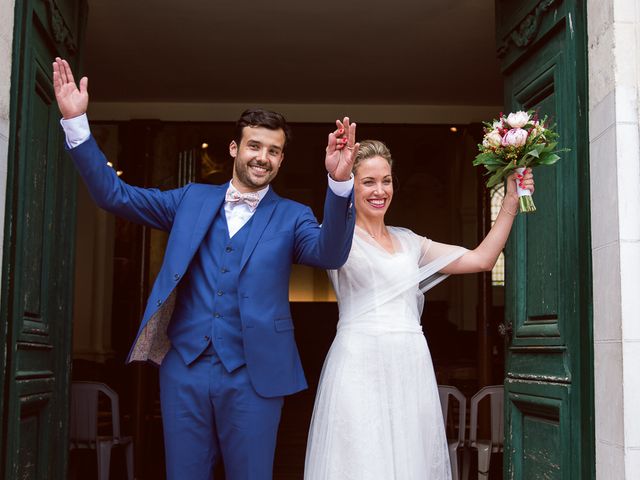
[69,381,134,480]
[438,385,467,480]
[464,385,504,480]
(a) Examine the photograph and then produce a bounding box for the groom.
[52,58,357,479]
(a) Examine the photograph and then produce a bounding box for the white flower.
[483,130,503,148]
[506,111,530,128]
[492,120,503,130]
[531,121,546,139]
[501,128,528,147]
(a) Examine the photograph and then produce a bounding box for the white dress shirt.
[61,114,354,237]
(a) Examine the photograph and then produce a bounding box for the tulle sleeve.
[418,236,467,268]
[414,234,467,293]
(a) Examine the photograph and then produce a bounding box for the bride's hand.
[502,169,534,211]
[506,168,535,196]
[325,117,359,182]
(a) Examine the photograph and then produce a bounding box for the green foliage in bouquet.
[473,110,568,212]
[473,110,566,188]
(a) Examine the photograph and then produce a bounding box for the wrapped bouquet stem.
[515,166,535,212]
[473,110,567,213]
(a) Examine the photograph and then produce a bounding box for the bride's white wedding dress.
[304,226,466,480]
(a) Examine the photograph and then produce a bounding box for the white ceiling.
[84,0,503,106]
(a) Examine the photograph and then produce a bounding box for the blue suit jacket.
[69,136,355,397]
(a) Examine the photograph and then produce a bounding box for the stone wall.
[0,0,15,290]
[588,0,640,477]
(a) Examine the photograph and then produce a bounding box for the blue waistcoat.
[167,209,253,371]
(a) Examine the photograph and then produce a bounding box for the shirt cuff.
[60,113,91,148]
[327,173,354,198]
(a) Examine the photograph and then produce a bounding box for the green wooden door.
[0,0,86,477]
[496,1,594,478]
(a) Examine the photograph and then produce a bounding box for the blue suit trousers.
[160,349,284,480]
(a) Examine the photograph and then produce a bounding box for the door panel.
[1,0,86,478]
[512,32,564,347]
[509,383,569,478]
[496,1,593,478]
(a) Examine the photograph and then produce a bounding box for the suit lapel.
[240,188,279,271]
[189,183,227,251]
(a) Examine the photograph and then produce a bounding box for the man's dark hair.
[235,108,292,148]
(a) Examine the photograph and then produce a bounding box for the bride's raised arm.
[438,169,534,275]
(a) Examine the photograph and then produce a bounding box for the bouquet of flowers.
[473,110,566,213]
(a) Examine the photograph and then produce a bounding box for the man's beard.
[235,160,275,189]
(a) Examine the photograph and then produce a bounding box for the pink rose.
[501,128,528,147]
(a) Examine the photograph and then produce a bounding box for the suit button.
[156,299,162,306]
[173,273,180,281]
[217,291,223,296]
[215,313,221,318]
[221,267,228,273]
[225,246,233,253]
[204,335,210,341]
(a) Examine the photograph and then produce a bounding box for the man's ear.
[229,140,238,159]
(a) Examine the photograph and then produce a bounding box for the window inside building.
[490,184,505,286]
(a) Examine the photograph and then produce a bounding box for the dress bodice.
[328,226,466,334]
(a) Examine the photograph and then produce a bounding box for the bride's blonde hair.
[353,140,393,174]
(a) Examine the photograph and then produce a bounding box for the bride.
[304,140,534,479]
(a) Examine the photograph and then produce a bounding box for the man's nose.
[257,147,268,161]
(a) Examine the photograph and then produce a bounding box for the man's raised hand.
[52,57,88,119]
[325,117,359,182]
